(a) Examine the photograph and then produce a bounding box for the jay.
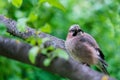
[65,24,109,75]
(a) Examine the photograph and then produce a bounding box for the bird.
[65,24,109,75]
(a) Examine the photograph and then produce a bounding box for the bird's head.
[69,24,83,36]
[66,24,84,40]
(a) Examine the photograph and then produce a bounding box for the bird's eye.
[78,29,81,32]
[78,29,83,33]
[69,30,75,32]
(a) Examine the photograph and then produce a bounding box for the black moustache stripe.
[73,31,77,36]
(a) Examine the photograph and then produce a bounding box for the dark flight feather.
[96,48,105,60]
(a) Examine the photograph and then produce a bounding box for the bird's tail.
[97,58,109,75]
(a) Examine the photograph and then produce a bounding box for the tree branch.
[0,15,115,80]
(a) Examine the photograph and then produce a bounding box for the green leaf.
[0,23,8,36]
[48,0,65,12]
[29,46,40,64]
[46,46,54,51]
[15,10,25,18]
[40,23,51,33]
[54,49,69,60]
[39,0,65,12]
[43,58,52,66]
[28,12,38,22]
[39,0,47,4]
[11,0,23,8]
[16,18,27,32]
[41,49,47,54]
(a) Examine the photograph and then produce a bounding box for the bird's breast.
[65,38,81,62]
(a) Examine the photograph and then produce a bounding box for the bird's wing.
[96,48,104,60]
[96,48,108,66]
[79,33,106,61]
[79,33,108,74]
[79,33,99,48]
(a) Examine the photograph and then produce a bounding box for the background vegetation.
[0,0,120,80]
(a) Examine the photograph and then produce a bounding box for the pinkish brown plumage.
[65,24,109,75]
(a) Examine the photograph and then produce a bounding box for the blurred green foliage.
[0,0,120,80]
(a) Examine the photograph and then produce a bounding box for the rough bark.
[0,15,116,80]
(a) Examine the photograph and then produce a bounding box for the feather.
[97,61,109,75]
[96,48,108,67]
[96,48,105,60]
